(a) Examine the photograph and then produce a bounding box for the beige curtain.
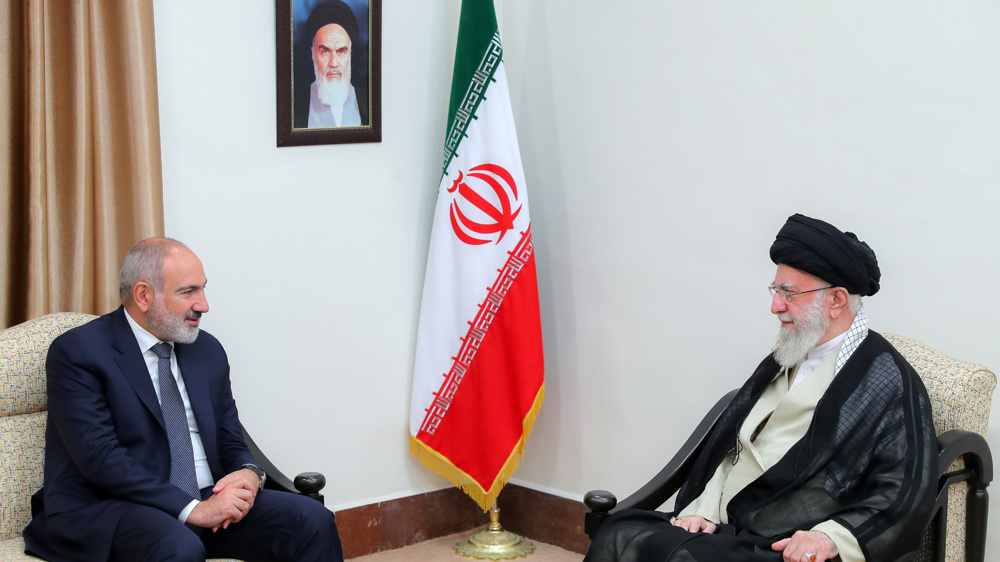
[1,0,164,328]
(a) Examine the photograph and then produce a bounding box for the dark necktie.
[151,342,200,500]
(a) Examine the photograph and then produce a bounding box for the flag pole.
[455,500,535,560]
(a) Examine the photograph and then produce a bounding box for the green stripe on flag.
[441,0,503,178]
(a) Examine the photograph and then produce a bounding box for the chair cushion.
[0,412,45,541]
[0,312,98,417]
[0,537,36,561]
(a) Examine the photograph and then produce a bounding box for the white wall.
[154,0,1000,554]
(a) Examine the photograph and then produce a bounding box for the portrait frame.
[275,0,382,146]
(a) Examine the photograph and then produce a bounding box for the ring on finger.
[802,554,816,562]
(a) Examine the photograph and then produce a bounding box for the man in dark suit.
[23,238,343,562]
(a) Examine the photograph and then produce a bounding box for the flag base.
[454,506,535,560]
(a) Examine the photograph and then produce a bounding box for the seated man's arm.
[194,345,262,530]
[209,353,257,474]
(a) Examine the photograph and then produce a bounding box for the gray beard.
[148,296,200,344]
[773,294,830,369]
[314,58,352,108]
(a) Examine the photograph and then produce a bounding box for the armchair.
[584,334,995,562]
[0,312,325,561]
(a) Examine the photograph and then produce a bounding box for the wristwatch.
[241,463,267,493]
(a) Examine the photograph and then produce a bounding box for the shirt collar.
[835,308,869,374]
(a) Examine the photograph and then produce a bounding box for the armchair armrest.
[583,389,738,539]
[242,426,327,504]
[937,429,992,481]
[933,429,993,562]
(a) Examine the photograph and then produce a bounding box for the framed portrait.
[275,0,382,146]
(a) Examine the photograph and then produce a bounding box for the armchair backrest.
[883,333,996,562]
[0,312,98,540]
[884,333,995,437]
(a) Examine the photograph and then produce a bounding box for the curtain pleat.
[1,0,163,328]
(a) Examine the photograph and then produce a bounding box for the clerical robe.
[584,329,936,562]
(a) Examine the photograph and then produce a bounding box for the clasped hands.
[186,468,262,532]
[670,515,839,562]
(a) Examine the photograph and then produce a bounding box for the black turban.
[769,214,881,296]
[305,0,360,48]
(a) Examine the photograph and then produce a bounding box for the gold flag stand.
[455,502,535,560]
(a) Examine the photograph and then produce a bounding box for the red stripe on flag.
[415,248,544,493]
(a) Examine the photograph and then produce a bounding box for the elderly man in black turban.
[585,214,936,562]
[294,0,368,128]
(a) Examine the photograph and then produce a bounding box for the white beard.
[773,293,830,369]
[314,57,352,109]
[148,295,200,344]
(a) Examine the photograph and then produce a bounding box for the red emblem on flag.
[448,164,522,245]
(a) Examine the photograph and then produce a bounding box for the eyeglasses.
[768,285,833,302]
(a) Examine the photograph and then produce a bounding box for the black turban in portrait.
[306,0,360,47]
[769,214,881,296]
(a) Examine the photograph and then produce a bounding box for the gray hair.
[848,293,863,313]
[119,238,189,304]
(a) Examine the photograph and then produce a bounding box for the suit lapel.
[110,307,166,429]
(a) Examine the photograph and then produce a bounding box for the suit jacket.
[23,307,256,561]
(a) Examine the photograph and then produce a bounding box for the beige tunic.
[680,347,865,562]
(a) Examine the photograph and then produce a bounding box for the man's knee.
[111,504,206,562]
[282,496,342,560]
[112,522,205,562]
[149,533,206,562]
[291,497,338,538]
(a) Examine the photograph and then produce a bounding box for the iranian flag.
[409,0,545,511]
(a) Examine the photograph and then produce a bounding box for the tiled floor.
[348,528,584,562]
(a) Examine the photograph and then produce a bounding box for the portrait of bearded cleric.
[292,0,371,130]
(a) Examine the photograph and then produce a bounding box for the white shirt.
[124,309,214,522]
